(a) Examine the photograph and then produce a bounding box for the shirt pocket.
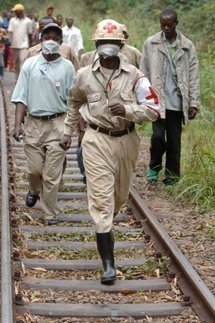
[87,93,102,117]
[120,92,135,103]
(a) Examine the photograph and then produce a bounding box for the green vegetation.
[1,0,215,216]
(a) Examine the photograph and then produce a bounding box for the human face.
[41,30,62,44]
[66,17,73,28]
[15,10,24,19]
[47,8,53,17]
[56,15,63,27]
[160,15,177,40]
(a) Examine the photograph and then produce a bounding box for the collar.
[39,52,62,64]
[152,30,190,49]
[15,16,25,20]
[162,31,180,47]
[92,55,130,73]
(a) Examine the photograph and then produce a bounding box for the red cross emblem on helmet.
[91,19,125,41]
[103,22,117,33]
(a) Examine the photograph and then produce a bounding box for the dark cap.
[41,23,62,38]
[39,17,55,30]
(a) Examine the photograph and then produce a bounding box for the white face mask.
[41,40,60,55]
[97,44,120,59]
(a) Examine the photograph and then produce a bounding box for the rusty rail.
[0,84,14,321]
[129,186,215,323]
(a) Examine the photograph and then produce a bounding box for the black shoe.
[26,191,38,207]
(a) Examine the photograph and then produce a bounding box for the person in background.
[31,13,39,46]
[8,3,32,79]
[60,19,160,285]
[1,11,14,71]
[120,24,141,68]
[140,8,200,186]
[32,13,39,28]
[43,5,56,23]
[0,11,9,29]
[0,26,8,77]
[56,14,63,27]
[62,16,84,59]
[12,23,76,224]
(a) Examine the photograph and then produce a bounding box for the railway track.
[1,76,215,323]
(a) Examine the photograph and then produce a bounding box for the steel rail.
[129,186,215,323]
[0,83,14,322]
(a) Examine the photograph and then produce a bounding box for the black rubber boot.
[96,231,116,285]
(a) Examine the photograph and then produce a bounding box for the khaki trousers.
[82,127,140,233]
[23,114,66,216]
[13,48,28,80]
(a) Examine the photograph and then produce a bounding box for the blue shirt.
[11,53,75,116]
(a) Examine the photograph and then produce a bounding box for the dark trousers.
[149,110,183,179]
[4,44,10,68]
[77,145,85,177]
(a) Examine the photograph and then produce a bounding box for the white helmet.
[91,19,124,41]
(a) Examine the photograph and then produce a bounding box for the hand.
[59,135,72,150]
[108,103,126,117]
[188,107,198,120]
[13,125,23,141]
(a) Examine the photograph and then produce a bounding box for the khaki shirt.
[120,43,141,68]
[26,42,80,71]
[80,50,96,67]
[64,58,160,136]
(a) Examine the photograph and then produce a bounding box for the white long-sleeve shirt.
[62,25,84,57]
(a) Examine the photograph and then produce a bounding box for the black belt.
[89,123,135,137]
[29,112,65,120]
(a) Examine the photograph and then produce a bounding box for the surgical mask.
[97,44,120,59]
[41,40,60,55]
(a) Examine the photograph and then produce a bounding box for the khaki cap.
[12,4,25,11]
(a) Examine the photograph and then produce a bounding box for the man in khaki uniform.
[61,19,160,285]
[120,24,141,68]
[78,23,141,183]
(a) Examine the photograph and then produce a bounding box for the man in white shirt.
[62,16,83,59]
[8,3,32,79]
